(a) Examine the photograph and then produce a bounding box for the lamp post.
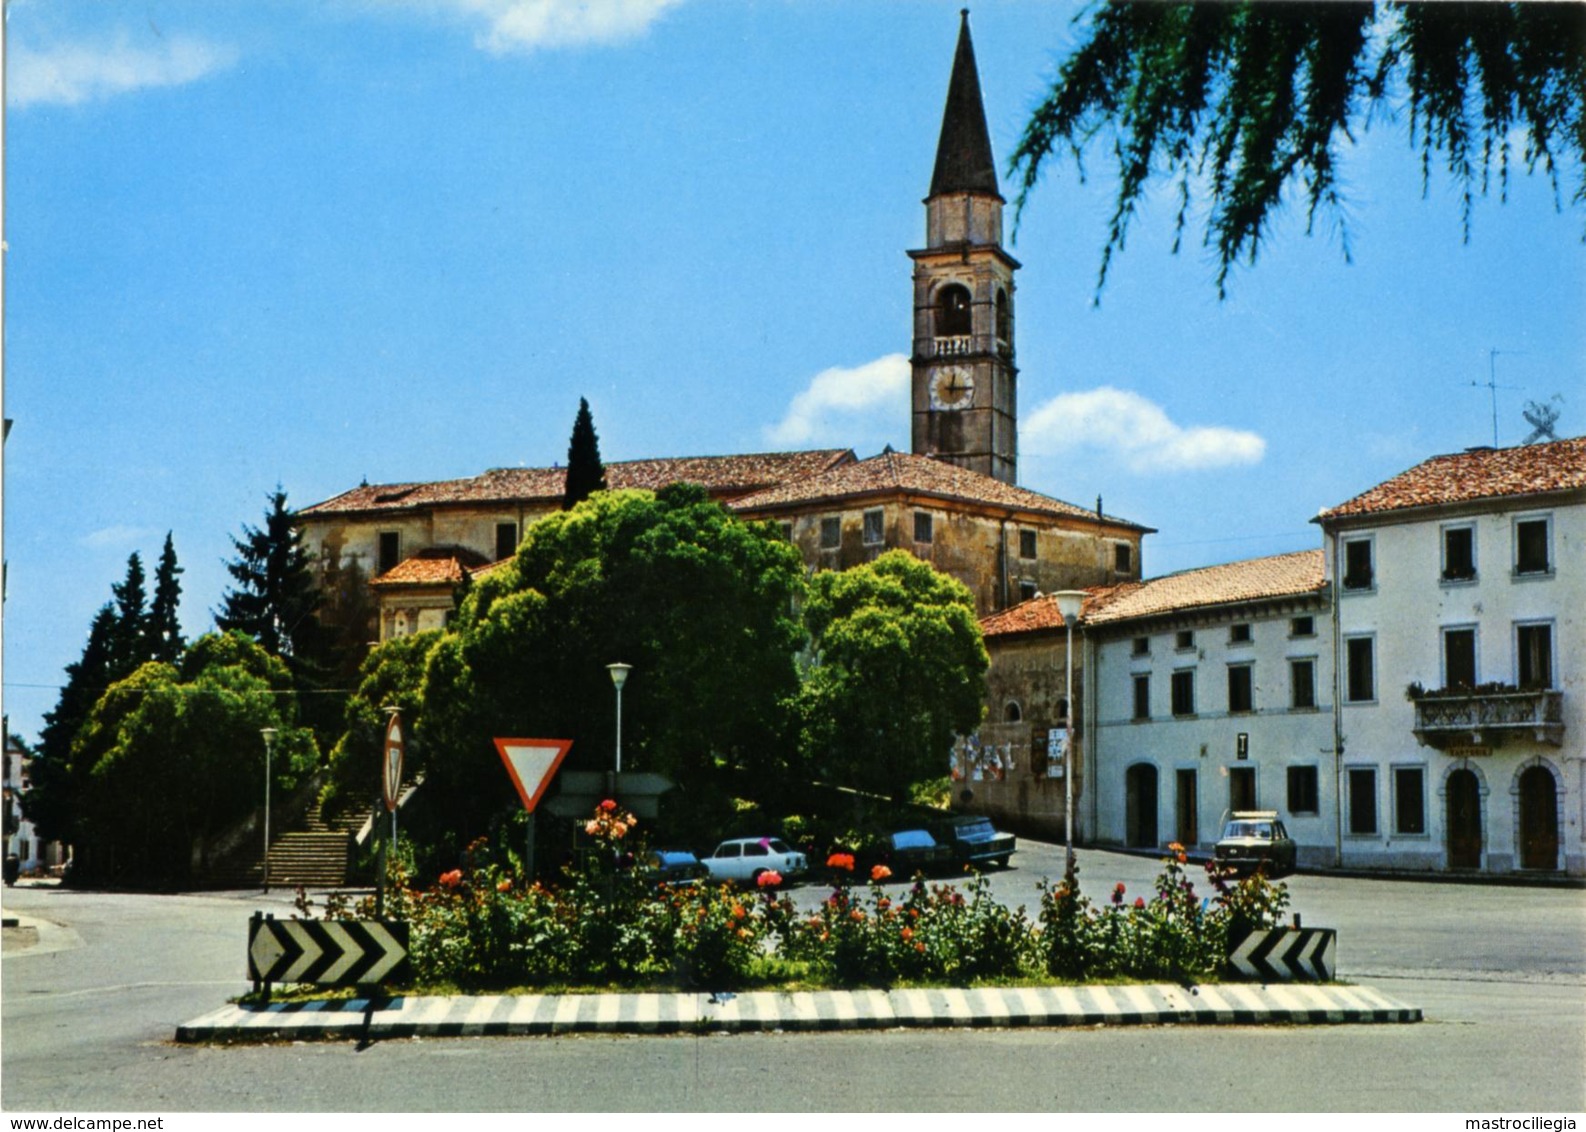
[260,727,278,892]
[606,663,632,774]
[1053,591,1086,881]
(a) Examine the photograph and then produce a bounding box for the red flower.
[870,864,893,882]
[438,869,463,890]
[826,852,856,872]
[599,799,618,812]
[757,870,783,888]
[1134,896,1146,909]
[496,878,513,893]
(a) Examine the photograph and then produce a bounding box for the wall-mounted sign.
[1236,732,1250,761]
[1447,745,1491,759]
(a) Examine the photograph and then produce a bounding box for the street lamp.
[260,727,278,892]
[606,663,632,774]
[1053,591,1086,882]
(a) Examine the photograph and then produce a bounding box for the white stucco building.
[1315,437,1584,875]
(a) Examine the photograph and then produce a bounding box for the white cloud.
[79,525,157,551]
[412,0,685,54]
[765,354,910,447]
[1024,386,1266,473]
[7,35,238,109]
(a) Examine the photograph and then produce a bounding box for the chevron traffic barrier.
[1225,926,1336,982]
[248,912,411,993]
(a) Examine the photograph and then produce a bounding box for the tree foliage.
[413,485,806,856]
[60,632,316,885]
[562,397,608,510]
[216,488,323,667]
[148,533,186,664]
[796,551,987,799]
[1010,1,1586,296]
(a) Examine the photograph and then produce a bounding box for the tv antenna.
[1522,395,1563,445]
[1472,348,1523,447]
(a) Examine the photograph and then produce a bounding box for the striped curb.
[174,982,1420,1042]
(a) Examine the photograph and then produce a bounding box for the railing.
[1412,689,1564,748]
[932,335,974,357]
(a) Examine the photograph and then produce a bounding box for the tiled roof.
[1079,550,1326,627]
[302,450,856,517]
[980,591,1105,638]
[370,546,490,588]
[729,449,1151,530]
[1317,436,1586,522]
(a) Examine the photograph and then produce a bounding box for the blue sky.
[4,0,1582,742]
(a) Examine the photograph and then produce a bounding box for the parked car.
[880,828,956,877]
[701,837,808,886]
[640,848,708,886]
[1214,811,1297,877]
[936,815,1016,869]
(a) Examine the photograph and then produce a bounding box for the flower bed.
[304,807,1292,992]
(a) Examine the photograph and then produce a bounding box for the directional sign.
[1226,927,1336,983]
[248,914,411,986]
[382,712,404,812]
[493,738,574,813]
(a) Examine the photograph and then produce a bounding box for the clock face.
[931,366,975,410]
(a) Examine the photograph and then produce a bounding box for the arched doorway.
[1125,763,1158,849]
[1518,765,1559,870]
[1445,768,1482,869]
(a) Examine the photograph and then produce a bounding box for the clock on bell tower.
[909,10,1019,486]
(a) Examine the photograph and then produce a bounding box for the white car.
[701,837,807,886]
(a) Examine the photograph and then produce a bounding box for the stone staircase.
[203,796,364,890]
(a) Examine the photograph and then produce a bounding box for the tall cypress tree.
[562,398,607,510]
[216,488,322,667]
[108,553,149,675]
[148,532,185,664]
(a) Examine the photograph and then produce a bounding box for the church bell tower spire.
[910,9,1020,485]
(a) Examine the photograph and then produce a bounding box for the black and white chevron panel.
[248,914,411,986]
[1225,926,1336,982]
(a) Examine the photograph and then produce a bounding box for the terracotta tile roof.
[980,591,1106,638]
[1078,550,1326,627]
[729,449,1151,529]
[301,450,857,517]
[370,546,490,588]
[1317,436,1586,522]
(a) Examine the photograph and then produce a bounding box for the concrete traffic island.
[175,982,1420,1042]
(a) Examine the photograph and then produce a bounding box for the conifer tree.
[108,553,149,675]
[216,488,322,668]
[562,398,608,510]
[28,604,121,846]
[148,532,185,664]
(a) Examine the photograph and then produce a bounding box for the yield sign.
[493,738,574,813]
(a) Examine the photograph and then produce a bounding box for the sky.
[4,0,1583,743]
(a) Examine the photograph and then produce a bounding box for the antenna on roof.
[1473,348,1524,447]
[1522,395,1563,445]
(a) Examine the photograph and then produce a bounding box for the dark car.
[1214,811,1297,877]
[882,828,956,877]
[641,849,709,886]
[937,815,1016,869]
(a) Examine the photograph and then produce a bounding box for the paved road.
[3,844,1582,1112]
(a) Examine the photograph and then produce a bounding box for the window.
[1342,538,1374,590]
[1131,636,1150,657]
[1345,636,1375,703]
[1290,615,1315,638]
[1056,697,1070,721]
[1287,766,1320,814]
[1394,767,1426,835]
[1114,543,1132,573]
[1171,670,1195,716]
[1229,767,1256,811]
[1175,630,1195,651]
[819,517,841,549]
[1290,659,1316,710]
[495,522,518,562]
[1227,665,1254,713]
[1019,530,1037,560]
[1019,580,1038,602]
[995,287,1012,343]
[1132,674,1150,721]
[936,283,973,336]
[862,509,884,546]
[378,531,401,575]
[1347,768,1378,835]
[1443,627,1477,689]
[1517,622,1554,689]
[1229,623,1252,644]
[1515,516,1551,575]
[914,512,933,544]
[1442,525,1476,581]
[1003,701,1022,723]
[779,522,794,542]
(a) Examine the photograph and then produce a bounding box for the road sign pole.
[524,812,536,886]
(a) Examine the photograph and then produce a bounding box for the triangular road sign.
[493,738,574,814]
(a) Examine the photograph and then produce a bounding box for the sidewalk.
[174,981,1421,1042]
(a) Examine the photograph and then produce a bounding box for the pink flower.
[599,799,618,812]
[757,870,783,888]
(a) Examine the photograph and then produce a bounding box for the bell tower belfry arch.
[910,9,1020,486]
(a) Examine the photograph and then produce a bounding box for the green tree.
[796,551,988,799]
[1010,2,1586,297]
[415,485,805,854]
[562,397,608,510]
[148,532,186,664]
[216,488,323,667]
[108,553,149,675]
[67,632,316,885]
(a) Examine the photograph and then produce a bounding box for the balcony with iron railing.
[1409,685,1564,749]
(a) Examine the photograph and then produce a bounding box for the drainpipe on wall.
[1330,526,1345,869]
[997,518,1009,609]
[1084,625,1098,846]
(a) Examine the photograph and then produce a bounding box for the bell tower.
[910,9,1019,485]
